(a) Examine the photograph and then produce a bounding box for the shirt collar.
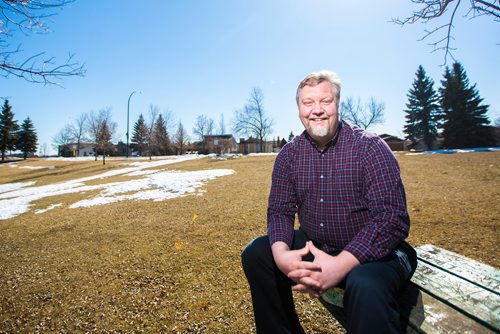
[303,121,343,153]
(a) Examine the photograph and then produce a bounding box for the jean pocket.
[394,242,417,280]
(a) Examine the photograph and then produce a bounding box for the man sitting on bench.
[241,70,417,334]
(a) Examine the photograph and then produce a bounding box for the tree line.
[403,62,496,150]
[53,106,193,163]
[2,61,496,163]
[0,100,38,161]
[129,106,188,158]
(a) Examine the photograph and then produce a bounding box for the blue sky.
[3,0,499,155]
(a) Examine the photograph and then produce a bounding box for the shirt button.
[320,223,324,227]
[319,198,324,203]
[320,175,324,179]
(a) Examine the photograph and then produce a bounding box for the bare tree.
[52,123,73,156]
[233,87,274,153]
[146,104,158,159]
[162,108,176,136]
[87,108,116,164]
[68,112,88,157]
[218,113,226,134]
[341,96,385,130]
[162,109,176,154]
[39,142,48,157]
[393,0,500,64]
[193,114,210,141]
[174,121,189,155]
[193,114,212,152]
[0,0,85,84]
[207,117,215,135]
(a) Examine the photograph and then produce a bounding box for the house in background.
[201,134,238,154]
[239,137,273,154]
[58,143,95,157]
[378,134,410,151]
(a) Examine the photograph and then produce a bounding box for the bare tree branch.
[0,0,85,85]
[233,88,274,152]
[341,96,385,130]
[393,0,500,65]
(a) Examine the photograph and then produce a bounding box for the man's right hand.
[271,241,322,297]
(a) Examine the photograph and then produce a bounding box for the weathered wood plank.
[412,245,500,331]
[407,289,495,334]
[416,244,499,293]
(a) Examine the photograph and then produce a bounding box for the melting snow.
[0,156,235,220]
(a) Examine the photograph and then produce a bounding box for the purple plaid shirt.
[267,121,410,263]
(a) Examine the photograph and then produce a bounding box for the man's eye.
[303,101,313,106]
[322,99,332,105]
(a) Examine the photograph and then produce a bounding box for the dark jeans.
[241,230,417,334]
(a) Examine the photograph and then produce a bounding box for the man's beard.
[308,123,330,138]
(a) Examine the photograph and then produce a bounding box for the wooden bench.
[321,244,500,333]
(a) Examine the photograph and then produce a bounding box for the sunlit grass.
[0,153,498,333]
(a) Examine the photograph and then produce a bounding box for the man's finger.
[295,260,321,271]
[291,283,309,292]
[292,284,321,298]
[307,241,321,255]
[288,268,310,280]
[296,243,310,256]
[297,276,321,290]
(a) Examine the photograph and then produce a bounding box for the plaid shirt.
[267,121,410,263]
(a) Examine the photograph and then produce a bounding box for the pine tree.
[0,100,20,161]
[440,62,495,149]
[151,114,171,155]
[403,65,441,150]
[17,117,38,159]
[131,114,149,155]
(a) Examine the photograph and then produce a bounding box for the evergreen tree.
[0,100,20,161]
[17,117,38,159]
[151,114,171,155]
[440,62,495,149]
[131,114,149,155]
[279,137,287,148]
[403,65,441,150]
[288,131,295,141]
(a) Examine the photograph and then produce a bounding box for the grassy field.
[0,152,498,333]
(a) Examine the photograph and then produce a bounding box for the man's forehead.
[300,83,335,97]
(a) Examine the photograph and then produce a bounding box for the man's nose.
[312,102,323,114]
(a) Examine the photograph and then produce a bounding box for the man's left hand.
[288,241,360,297]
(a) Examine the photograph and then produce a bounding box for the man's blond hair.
[296,70,341,106]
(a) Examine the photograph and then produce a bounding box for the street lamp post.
[126,90,141,158]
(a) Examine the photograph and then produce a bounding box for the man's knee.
[344,262,400,302]
[241,235,270,273]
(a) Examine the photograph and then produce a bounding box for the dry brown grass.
[0,152,498,333]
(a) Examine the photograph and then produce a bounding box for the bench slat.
[412,247,500,331]
[407,289,495,334]
[416,244,500,293]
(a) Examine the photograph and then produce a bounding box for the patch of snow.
[70,169,234,208]
[0,156,234,220]
[19,165,56,170]
[35,203,63,214]
[0,182,36,194]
